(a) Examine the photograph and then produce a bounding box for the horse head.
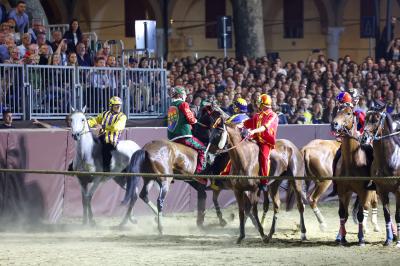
[70,106,89,141]
[331,106,355,137]
[361,108,386,144]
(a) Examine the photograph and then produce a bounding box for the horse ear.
[82,106,87,114]
[71,106,75,113]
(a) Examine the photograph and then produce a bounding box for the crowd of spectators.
[166,53,400,124]
[1,1,400,124]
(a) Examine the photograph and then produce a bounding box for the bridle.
[71,115,90,140]
[333,111,359,141]
[363,110,400,141]
[212,117,249,154]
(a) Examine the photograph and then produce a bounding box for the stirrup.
[210,182,221,191]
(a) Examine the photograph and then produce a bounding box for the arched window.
[283,0,303,38]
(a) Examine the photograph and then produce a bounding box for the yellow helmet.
[109,96,122,107]
[258,94,272,107]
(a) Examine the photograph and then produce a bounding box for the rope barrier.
[0,168,399,181]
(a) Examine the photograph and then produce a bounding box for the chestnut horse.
[362,109,400,246]
[302,139,340,231]
[331,106,376,246]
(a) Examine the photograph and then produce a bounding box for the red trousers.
[219,144,271,185]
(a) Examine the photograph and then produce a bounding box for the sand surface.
[1,202,399,266]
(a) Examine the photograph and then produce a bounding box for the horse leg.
[380,191,394,246]
[357,192,371,246]
[85,177,103,226]
[309,180,330,231]
[212,189,227,227]
[395,191,400,248]
[156,178,171,235]
[336,190,351,245]
[266,181,280,242]
[261,189,269,228]
[352,196,360,225]
[370,191,380,232]
[139,179,158,215]
[292,180,307,241]
[119,176,140,227]
[234,190,245,244]
[79,179,89,225]
[249,191,266,242]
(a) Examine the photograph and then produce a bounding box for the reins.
[212,117,250,154]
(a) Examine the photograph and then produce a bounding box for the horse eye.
[347,112,352,116]
[81,118,85,122]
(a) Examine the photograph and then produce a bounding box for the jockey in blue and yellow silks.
[216,98,250,182]
[88,96,127,172]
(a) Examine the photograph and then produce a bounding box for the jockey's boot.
[209,180,221,191]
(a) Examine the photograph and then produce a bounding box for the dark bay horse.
[362,110,400,247]
[331,106,377,246]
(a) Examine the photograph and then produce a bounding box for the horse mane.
[385,113,400,146]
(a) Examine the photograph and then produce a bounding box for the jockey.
[212,98,250,190]
[227,97,250,125]
[87,96,127,172]
[336,91,365,134]
[167,86,207,174]
[244,94,279,191]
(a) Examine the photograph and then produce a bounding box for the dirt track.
[1,202,399,266]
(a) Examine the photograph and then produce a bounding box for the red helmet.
[336,92,352,104]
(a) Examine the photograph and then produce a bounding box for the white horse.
[70,107,141,226]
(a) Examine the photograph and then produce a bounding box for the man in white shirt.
[17,32,31,58]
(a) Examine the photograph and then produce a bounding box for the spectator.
[5,46,22,64]
[36,32,53,53]
[50,30,63,52]
[311,102,323,124]
[17,32,30,58]
[0,2,6,24]
[28,18,45,43]
[38,44,50,65]
[272,100,288,124]
[8,1,29,34]
[387,37,400,61]
[67,52,78,66]
[0,110,15,129]
[76,42,91,66]
[106,55,116,67]
[63,19,82,53]
[322,98,336,124]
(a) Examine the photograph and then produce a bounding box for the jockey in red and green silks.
[167,86,207,175]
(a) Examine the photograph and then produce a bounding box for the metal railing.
[121,49,164,68]
[0,64,168,120]
[95,39,125,63]
[46,24,70,41]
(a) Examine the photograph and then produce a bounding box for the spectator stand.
[121,49,164,69]
[82,31,98,51]
[95,39,124,63]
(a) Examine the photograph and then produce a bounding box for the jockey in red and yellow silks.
[244,94,278,189]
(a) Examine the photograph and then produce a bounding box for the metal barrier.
[82,32,98,51]
[47,24,70,41]
[77,66,125,116]
[126,67,167,118]
[121,49,164,68]
[0,64,167,119]
[0,64,25,119]
[95,39,125,65]
[26,65,76,119]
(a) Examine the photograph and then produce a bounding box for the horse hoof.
[236,236,244,244]
[358,239,366,247]
[219,219,227,227]
[129,217,138,224]
[373,226,381,232]
[89,220,96,227]
[396,242,400,248]
[336,237,347,245]
[383,239,393,246]
[262,236,270,244]
[300,233,307,241]
[393,235,398,242]
[319,223,327,232]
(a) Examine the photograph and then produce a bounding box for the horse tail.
[121,149,148,205]
[285,147,304,212]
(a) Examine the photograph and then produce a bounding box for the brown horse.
[362,109,400,246]
[122,108,224,234]
[211,118,267,244]
[302,139,340,231]
[263,139,307,241]
[331,106,377,246]
[209,139,308,241]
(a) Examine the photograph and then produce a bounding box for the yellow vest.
[88,111,127,146]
